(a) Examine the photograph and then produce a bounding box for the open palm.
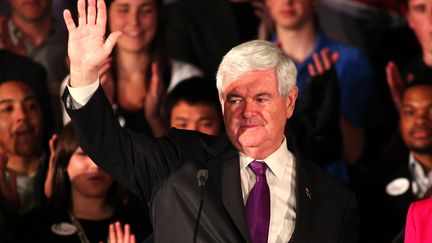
[64,0,121,86]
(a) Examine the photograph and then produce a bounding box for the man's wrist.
[69,66,99,88]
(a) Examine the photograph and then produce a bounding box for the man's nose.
[14,105,28,121]
[242,101,257,118]
[414,111,430,125]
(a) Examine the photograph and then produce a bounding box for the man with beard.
[371,80,432,242]
[0,80,46,241]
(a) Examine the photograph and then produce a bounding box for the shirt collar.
[239,137,293,179]
[409,152,432,193]
[409,152,425,178]
[7,18,56,53]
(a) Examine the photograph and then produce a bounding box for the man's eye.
[402,109,414,117]
[412,4,426,13]
[174,122,187,128]
[201,121,213,128]
[256,98,267,103]
[228,98,241,104]
[0,105,13,113]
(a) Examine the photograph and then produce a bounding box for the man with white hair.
[62,0,358,242]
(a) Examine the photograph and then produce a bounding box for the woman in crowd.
[404,198,432,243]
[15,123,151,242]
[61,0,202,136]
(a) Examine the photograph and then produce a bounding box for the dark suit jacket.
[64,86,359,243]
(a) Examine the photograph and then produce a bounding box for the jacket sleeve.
[63,86,179,203]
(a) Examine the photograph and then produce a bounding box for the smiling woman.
[108,0,158,53]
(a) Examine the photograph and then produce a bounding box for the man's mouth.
[410,127,432,138]
[14,125,35,137]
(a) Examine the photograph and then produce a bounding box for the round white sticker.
[386,177,410,196]
[51,222,77,236]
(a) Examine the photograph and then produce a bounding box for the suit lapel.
[289,155,317,243]
[205,135,252,243]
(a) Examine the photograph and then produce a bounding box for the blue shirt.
[278,32,377,128]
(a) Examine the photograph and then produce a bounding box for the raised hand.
[44,134,58,198]
[386,61,415,110]
[103,222,136,243]
[144,63,166,137]
[252,0,274,40]
[307,48,339,77]
[63,0,121,87]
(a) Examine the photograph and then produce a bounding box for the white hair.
[216,40,297,97]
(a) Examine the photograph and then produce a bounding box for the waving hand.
[64,0,121,87]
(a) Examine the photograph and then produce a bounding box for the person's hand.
[102,222,135,243]
[44,134,58,198]
[0,153,20,212]
[0,16,27,55]
[144,63,166,136]
[307,48,339,77]
[99,58,115,103]
[252,0,274,40]
[385,61,415,110]
[64,0,121,87]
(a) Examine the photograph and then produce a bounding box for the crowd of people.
[1,0,432,242]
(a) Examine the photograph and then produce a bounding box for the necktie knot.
[249,160,267,177]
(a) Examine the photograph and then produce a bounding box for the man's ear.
[285,86,298,119]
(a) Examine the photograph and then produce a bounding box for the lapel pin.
[305,187,312,200]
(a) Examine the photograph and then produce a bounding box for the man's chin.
[15,143,40,157]
[237,130,266,148]
[410,144,432,154]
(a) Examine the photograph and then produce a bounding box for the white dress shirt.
[240,138,296,243]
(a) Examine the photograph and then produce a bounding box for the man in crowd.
[163,77,223,136]
[0,79,47,241]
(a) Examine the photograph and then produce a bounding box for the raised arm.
[64,0,121,87]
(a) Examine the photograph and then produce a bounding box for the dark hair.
[404,74,432,92]
[162,77,222,127]
[50,123,121,213]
